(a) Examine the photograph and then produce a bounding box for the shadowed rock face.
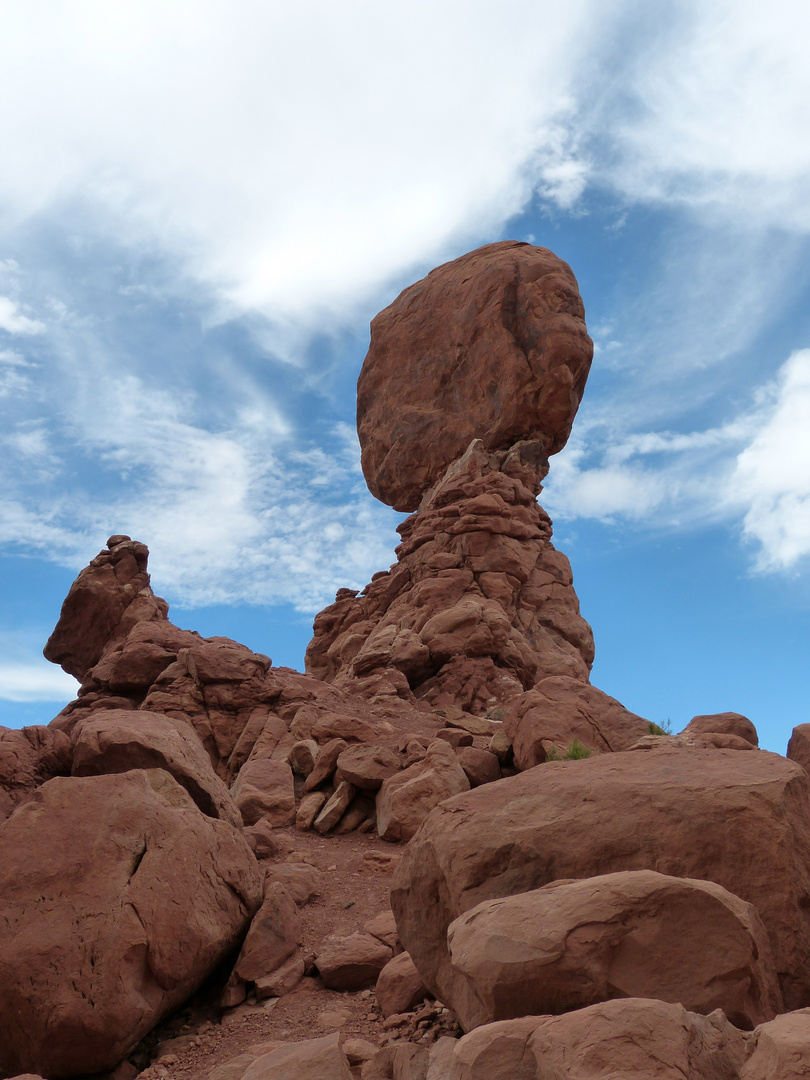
[357,241,593,512]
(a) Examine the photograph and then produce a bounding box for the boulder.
[335,743,401,790]
[315,931,393,990]
[313,780,356,834]
[449,998,750,1080]
[255,952,306,999]
[684,712,759,747]
[375,951,430,1018]
[305,738,349,791]
[234,881,301,983]
[377,739,470,842]
[787,724,810,776]
[454,746,500,787]
[43,535,166,682]
[445,870,782,1031]
[240,1032,352,1080]
[71,709,241,825]
[356,241,593,511]
[741,1008,810,1079]
[0,770,262,1078]
[502,675,648,768]
[264,863,322,906]
[391,748,810,1011]
[0,724,71,820]
[231,759,296,827]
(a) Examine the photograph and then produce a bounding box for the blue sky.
[2,1,809,753]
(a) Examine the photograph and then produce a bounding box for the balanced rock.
[445,870,782,1031]
[392,748,810,1012]
[357,241,593,511]
[449,999,750,1080]
[0,770,262,1078]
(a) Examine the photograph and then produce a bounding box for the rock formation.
[3,241,810,1077]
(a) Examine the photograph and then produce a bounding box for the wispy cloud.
[735,350,810,570]
[0,663,78,703]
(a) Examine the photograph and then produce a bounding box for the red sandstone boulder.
[503,675,648,768]
[741,1008,810,1078]
[240,1032,352,1080]
[454,746,500,787]
[787,724,810,776]
[684,712,759,747]
[449,999,750,1079]
[375,951,429,1018]
[43,535,166,681]
[391,748,810,1012]
[234,881,301,983]
[445,870,782,1031]
[0,769,262,1078]
[315,931,393,990]
[357,241,593,511]
[231,759,296,827]
[0,724,71,820]
[376,739,470,842]
[335,743,401,790]
[71,709,241,826]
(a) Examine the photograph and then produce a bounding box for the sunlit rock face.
[357,240,593,513]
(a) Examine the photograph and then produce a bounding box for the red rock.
[0,724,71,820]
[450,999,750,1080]
[357,241,593,511]
[313,780,356,834]
[255,952,305,999]
[296,790,328,830]
[306,440,597,719]
[304,738,348,791]
[684,712,759,747]
[503,675,648,769]
[240,1031,352,1080]
[375,951,429,1018]
[0,770,262,1078]
[454,746,500,787]
[231,759,296,827]
[71,709,240,825]
[787,724,810,777]
[360,1042,429,1080]
[245,819,284,860]
[365,910,401,952]
[264,863,321,905]
[376,739,470,842]
[445,870,781,1031]
[234,881,301,983]
[435,729,474,748]
[288,739,319,776]
[315,931,393,990]
[43,535,166,681]
[391,748,810,1012]
[742,1008,810,1078]
[335,743,401,790]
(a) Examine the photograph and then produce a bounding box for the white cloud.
[0,663,78,703]
[735,350,810,569]
[0,0,598,325]
[0,296,44,335]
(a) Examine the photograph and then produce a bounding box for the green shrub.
[544,738,593,762]
[648,718,673,736]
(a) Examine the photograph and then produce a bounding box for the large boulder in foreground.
[357,241,593,511]
[0,770,262,1078]
[449,998,750,1080]
[445,870,782,1031]
[392,747,810,1012]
